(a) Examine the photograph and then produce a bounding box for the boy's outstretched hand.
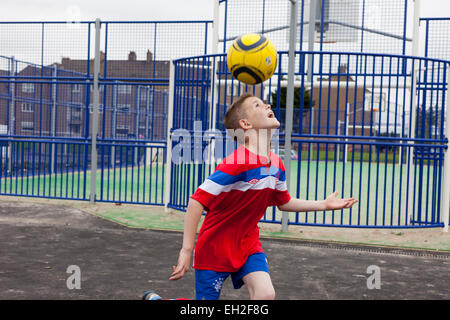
[325,191,358,210]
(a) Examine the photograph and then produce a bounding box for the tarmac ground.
[1,200,449,300]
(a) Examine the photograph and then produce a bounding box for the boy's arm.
[278,191,358,212]
[169,198,204,281]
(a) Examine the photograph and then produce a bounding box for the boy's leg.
[231,252,275,300]
[242,271,275,300]
[195,270,230,300]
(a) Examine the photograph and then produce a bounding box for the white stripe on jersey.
[199,175,288,196]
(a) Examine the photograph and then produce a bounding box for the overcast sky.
[0,0,449,22]
[0,0,449,65]
[0,0,213,21]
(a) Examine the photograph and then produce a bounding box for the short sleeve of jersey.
[190,187,214,211]
[271,185,291,206]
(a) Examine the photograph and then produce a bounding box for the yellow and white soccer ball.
[226,33,278,85]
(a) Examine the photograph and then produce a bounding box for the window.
[21,121,34,131]
[117,104,131,113]
[117,85,132,95]
[72,84,81,93]
[21,103,34,113]
[69,124,81,135]
[22,83,35,93]
[116,124,130,137]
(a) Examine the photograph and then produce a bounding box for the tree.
[271,79,315,134]
[416,106,439,139]
[271,85,314,110]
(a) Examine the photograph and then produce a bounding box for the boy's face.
[241,96,280,130]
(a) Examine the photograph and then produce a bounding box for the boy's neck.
[244,129,273,160]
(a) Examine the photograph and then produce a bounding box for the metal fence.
[421,18,450,62]
[219,0,413,57]
[0,19,212,204]
[1,2,450,230]
[167,50,450,229]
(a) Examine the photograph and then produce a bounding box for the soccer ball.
[226,33,277,85]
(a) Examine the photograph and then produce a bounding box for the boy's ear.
[239,119,252,130]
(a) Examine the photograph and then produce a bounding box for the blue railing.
[169,50,449,228]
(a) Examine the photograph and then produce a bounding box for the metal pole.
[135,86,140,165]
[112,80,117,166]
[51,65,57,174]
[8,57,15,174]
[281,0,298,232]
[212,0,220,55]
[337,119,340,161]
[208,0,220,167]
[345,102,349,164]
[406,0,421,224]
[307,0,317,166]
[441,64,450,232]
[307,0,317,83]
[164,60,175,212]
[90,18,101,204]
[145,86,151,167]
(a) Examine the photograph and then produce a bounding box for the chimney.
[128,51,137,61]
[146,50,153,62]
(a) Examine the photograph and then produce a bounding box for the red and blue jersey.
[190,145,291,272]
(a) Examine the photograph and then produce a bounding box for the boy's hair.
[224,93,253,130]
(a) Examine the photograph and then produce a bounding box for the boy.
[166,93,358,300]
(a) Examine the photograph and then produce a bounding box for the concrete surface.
[1,200,449,300]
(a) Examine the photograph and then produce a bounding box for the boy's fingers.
[171,265,182,276]
[169,268,185,280]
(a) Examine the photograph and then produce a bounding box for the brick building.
[2,51,170,141]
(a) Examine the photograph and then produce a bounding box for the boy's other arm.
[169,198,204,281]
[277,191,358,212]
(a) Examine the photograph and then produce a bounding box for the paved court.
[0,200,449,300]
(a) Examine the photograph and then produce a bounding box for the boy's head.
[224,93,280,134]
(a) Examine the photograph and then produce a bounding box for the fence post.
[111,80,117,165]
[90,18,101,204]
[307,0,317,83]
[8,56,15,174]
[212,0,220,55]
[281,0,299,232]
[441,64,450,232]
[406,0,421,224]
[208,0,220,167]
[135,86,140,165]
[51,65,57,174]
[164,60,175,212]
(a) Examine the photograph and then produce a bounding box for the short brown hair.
[224,93,253,130]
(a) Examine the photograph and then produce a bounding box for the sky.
[1,0,449,22]
[0,0,449,65]
[0,0,214,21]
